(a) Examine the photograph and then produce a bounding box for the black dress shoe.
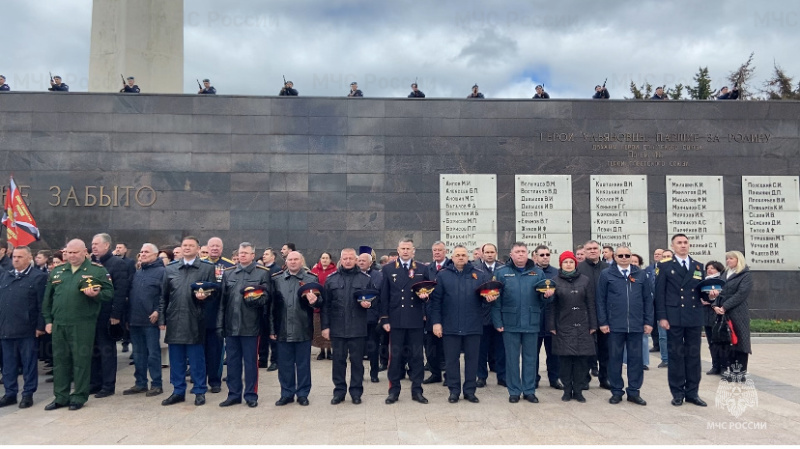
[352,397,362,405]
[267,362,278,372]
[19,396,33,408]
[331,396,345,405]
[378,364,387,372]
[258,360,268,368]
[146,387,163,397]
[649,346,660,353]
[123,386,148,395]
[476,378,486,388]
[88,387,102,395]
[464,394,479,403]
[210,386,222,394]
[523,394,539,403]
[219,397,241,407]
[298,396,309,406]
[498,379,507,387]
[706,367,722,375]
[68,403,83,411]
[599,380,612,390]
[317,352,326,360]
[685,396,707,407]
[582,385,589,390]
[247,400,258,408]
[422,375,442,384]
[45,401,67,411]
[424,362,431,371]
[609,395,623,404]
[385,394,399,405]
[574,393,586,403]
[448,393,459,403]
[95,390,115,399]
[44,369,53,375]
[161,394,185,406]
[0,396,17,407]
[45,377,54,383]
[121,344,129,353]
[275,397,295,406]
[412,394,428,404]
[671,398,683,406]
[642,366,649,371]
[561,392,571,402]
[550,380,564,390]
[590,367,599,377]
[509,395,520,403]
[658,362,668,368]
[370,376,380,383]
[627,395,647,406]
[195,394,206,406]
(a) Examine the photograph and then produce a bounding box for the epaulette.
[168,260,180,265]
[255,265,270,271]
[91,262,104,268]
[199,259,214,265]
[307,271,319,278]
[271,270,285,278]
[660,257,673,263]
[221,257,234,264]
[224,266,236,271]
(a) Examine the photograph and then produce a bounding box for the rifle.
[196,79,202,90]
[49,72,54,83]
[601,78,607,90]
[120,74,126,85]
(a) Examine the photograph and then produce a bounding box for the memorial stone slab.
[440,174,497,255]
[742,176,800,270]
[515,175,573,257]
[591,175,649,258]
[666,176,726,263]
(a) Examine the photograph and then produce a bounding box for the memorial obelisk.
[88,0,183,93]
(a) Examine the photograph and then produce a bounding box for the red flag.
[2,176,40,246]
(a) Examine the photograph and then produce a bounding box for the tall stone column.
[89,0,183,93]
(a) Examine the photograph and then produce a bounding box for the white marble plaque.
[666,176,726,263]
[742,176,800,270]
[440,174,497,254]
[591,175,649,258]
[515,175,573,257]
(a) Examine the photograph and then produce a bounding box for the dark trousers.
[276,340,312,398]
[39,333,53,363]
[129,326,162,389]
[1,337,38,397]
[502,331,539,396]
[535,334,560,384]
[205,329,223,388]
[258,315,276,366]
[478,325,505,382]
[52,322,95,405]
[595,331,609,382]
[704,326,725,369]
[365,322,381,377]
[558,355,590,396]
[443,334,481,396]
[380,327,389,366]
[90,322,117,392]
[387,327,424,397]
[331,337,366,399]
[168,344,207,396]
[666,325,702,399]
[225,336,259,402]
[723,347,749,372]
[424,329,444,378]
[608,332,644,397]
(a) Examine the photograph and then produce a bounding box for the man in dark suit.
[477,243,505,388]
[380,238,428,404]
[577,240,609,388]
[655,233,707,407]
[423,241,448,385]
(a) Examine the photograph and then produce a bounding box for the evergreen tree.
[667,83,684,100]
[628,81,644,99]
[726,52,756,100]
[687,67,713,100]
[763,62,799,100]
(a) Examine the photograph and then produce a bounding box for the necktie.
[403,263,409,271]
[622,269,628,278]
[436,264,441,271]
[682,260,688,271]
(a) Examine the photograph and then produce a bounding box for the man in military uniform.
[159,236,217,406]
[477,243,505,388]
[198,79,217,95]
[347,82,363,97]
[408,83,425,98]
[655,233,707,407]
[48,75,69,92]
[593,85,610,99]
[279,80,298,96]
[651,86,668,100]
[217,243,271,408]
[203,237,235,393]
[423,241,448,385]
[467,84,484,98]
[121,76,140,93]
[380,238,428,404]
[0,75,9,91]
[42,239,113,411]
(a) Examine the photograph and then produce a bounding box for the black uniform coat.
[321,266,372,339]
[379,259,426,329]
[218,262,272,337]
[716,268,753,354]
[365,267,383,324]
[0,264,48,339]
[654,256,705,327]
[159,259,217,345]
[92,251,132,322]
[547,271,597,356]
[429,261,489,336]
[269,270,321,342]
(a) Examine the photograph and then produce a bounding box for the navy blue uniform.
[203,256,235,390]
[593,89,609,99]
[199,86,217,95]
[477,261,505,385]
[467,92,484,98]
[348,89,363,97]
[424,260,447,381]
[380,259,426,398]
[121,85,141,93]
[279,87,298,96]
[0,84,9,91]
[48,83,69,92]
[655,256,705,401]
[533,92,550,99]
[408,90,425,98]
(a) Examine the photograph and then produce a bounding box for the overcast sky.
[3,0,799,98]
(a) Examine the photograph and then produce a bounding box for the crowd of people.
[0,233,753,411]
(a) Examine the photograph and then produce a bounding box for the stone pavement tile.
[363,430,400,445]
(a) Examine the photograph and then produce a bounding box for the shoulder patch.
[271,270,284,278]
[255,265,270,271]
[224,266,236,271]
[660,257,673,263]
[91,262,104,268]
[199,259,214,265]
[221,257,234,264]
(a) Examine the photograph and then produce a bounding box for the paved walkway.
[1,337,798,444]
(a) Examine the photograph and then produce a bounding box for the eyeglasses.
[538,253,550,257]
[616,254,632,259]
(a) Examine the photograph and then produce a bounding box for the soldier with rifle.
[279,77,298,96]
[120,76,140,93]
[198,79,216,95]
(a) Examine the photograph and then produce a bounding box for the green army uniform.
[42,258,114,406]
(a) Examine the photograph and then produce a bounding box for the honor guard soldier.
[533,85,550,99]
[717,86,740,100]
[42,239,113,411]
[593,84,610,99]
[467,84,484,98]
[380,238,429,405]
[199,79,217,95]
[0,75,9,91]
[121,76,140,93]
[217,242,272,408]
[279,80,298,96]
[48,75,69,92]
[655,233,707,407]
[348,82,363,97]
[408,82,425,98]
[651,86,668,100]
